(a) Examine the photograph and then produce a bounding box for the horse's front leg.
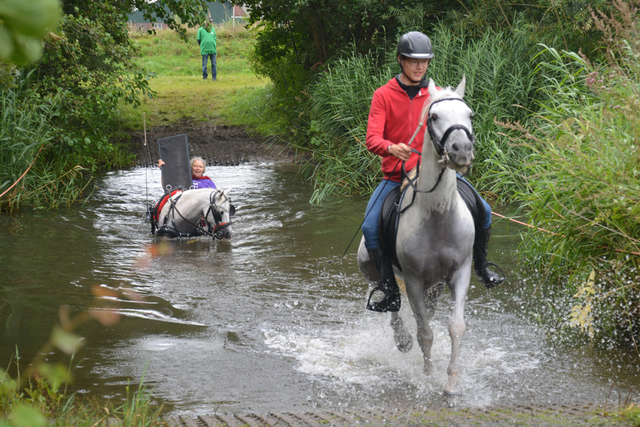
[390,312,412,353]
[445,267,471,397]
[405,277,438,375]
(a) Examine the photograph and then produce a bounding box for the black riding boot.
[473,227,505,288]
[366,246,401,312]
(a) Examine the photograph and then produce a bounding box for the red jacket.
[366,77,431,182]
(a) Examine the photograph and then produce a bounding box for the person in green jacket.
[197,20,217,80]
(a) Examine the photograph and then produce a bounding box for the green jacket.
[197,26,217,55]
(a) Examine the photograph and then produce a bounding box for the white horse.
[154,188,234,239]
[358,77,475,404]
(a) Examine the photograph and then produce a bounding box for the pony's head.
[422,76,475,174]
[207,189,234,240]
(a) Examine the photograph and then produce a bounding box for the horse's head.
[207,189,234,240]
[423,76,475,174]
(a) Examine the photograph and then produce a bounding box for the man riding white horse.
[362,31,504,312]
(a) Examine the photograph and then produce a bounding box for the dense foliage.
[243,0,466,128]
[245,0,613,135]
[0,0,209,210]
[513,1,640,348]
[0,0,60,65]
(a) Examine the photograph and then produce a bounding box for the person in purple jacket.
[157,156,217,189]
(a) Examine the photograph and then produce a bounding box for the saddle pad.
[158,134,192,194]
[152,189,183,223]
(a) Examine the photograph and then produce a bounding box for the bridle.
[204,190,234,239]
[403,96,475,195]
[426,97,475,158]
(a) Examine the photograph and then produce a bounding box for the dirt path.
[122,120,299,167]
[167,402,633,426]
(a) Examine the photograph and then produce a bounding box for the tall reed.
[0,82,93,211]
[514,41,640,348]
[0,82,90,211]
[306,24,551,202]
[303,48,390,201]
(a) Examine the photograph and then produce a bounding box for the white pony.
[358,77,475,404]
[153,188,233,239]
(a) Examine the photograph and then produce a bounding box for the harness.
[149,190,234,239]
[205,191,234,240]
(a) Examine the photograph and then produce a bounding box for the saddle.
[378,175,486,269]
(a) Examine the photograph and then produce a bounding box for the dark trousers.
[202,54,217,79]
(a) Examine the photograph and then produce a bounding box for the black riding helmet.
[397,31,433,59]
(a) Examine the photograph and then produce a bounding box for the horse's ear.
[455,75,466,98]
[428,78,437,98]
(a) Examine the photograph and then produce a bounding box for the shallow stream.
[1,162,638,417]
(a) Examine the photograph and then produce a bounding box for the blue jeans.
[362,179,400,250]
[202,54,217,79]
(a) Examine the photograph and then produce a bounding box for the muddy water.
[0,163,638,417]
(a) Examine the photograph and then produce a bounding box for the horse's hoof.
[423,360,434,376]
[442,389,461,408]
[394,330,413,353]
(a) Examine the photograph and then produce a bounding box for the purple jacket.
[192,176,217,189]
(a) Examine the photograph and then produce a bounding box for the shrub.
[513,0,640,348]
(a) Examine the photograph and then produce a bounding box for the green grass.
[130,23,254,76]
[119,23,270,131]
[0,372,168,427]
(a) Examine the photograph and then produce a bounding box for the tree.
[0,0,211,209]
[0,0,61,65]
[244,0,464,72]
[19,0,211,171]
[243,0,467,129]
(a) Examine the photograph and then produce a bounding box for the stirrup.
[366,285,401,312]
[482,261,506,289]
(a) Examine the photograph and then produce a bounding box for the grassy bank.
[118,24,271,131]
